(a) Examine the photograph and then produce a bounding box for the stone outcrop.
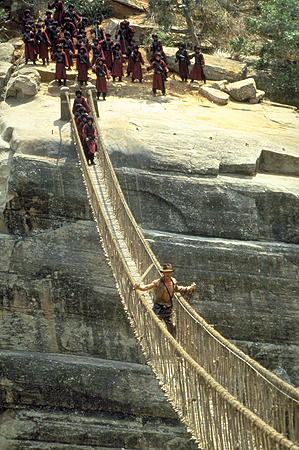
[0,61,14,94]
[6,66,41,100]
[0,94,198,449]
[199,85,230,105]
[0,43,15,64]
[163,47,247,81]
[226,77,257,101]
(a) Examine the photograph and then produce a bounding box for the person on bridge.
[146,52,169,96]
[72,89,90,113]
[134,263,196,338]
[82,116,98,165]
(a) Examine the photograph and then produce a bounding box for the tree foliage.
[71,0,113,23]
[149,0,200,46]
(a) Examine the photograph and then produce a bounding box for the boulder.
[163,48,247,81]
[105,18,154,46]
[0,43,15,64]
[211,80,229,91]
[0,61,14,92]
[199,85,230,105]
[249,89,265,104]
[204,53,247,82]
[226,77,257,101]
[7,37,24,50]
[6,66,41,99]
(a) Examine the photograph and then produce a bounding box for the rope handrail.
[66,89,299,447]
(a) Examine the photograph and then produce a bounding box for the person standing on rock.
[36,23,52,65]
[175,42,190,82]
[22,9,33,34]
[74,47,89,86]
[151,41,168,66]
[131,45,144,83]
[94,57,110,100]
[48,22,61,59]
[61,17,77,40]
[60,31,75,69]
[150,33,159,58]
[111,42,125,82]
[100,33,114,71]
[189,45,206,84]
[115,21,128,54]
[72,89,91,114]
[48,0,64,26]
[23,25,37,65]
[91,38,104,66]
[82,116,98,165]
[134,263,196,338]
[147,52,169,96]
[54,44,67,85]
[43,10,54,33]
[63,3,81,25]
[90,20,105,42]
[126,39,135,77]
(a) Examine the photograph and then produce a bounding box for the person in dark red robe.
[131,45,144,83]
[72,89,91,114]
[115,21,128,55]
[175,42,190,82]
[94,57,110,100]
[150,33,159,57]
[91,38,103,66]
[151,41,168,65]
[189,45,206,83]
[74,47,89,85]
[48,0,64,26]
[147,53,169,96]
[111,43,125,82]
[60,31,75,68]
[124,20,135,45]
[77,17,88,34]
[43,10,54,33]
[74,105,86,126]
[61,17,77,39]
[82,116,98,165]
[78,112,88,140]
[126,39,135,77]
[23,26,37,64]
[90,20,105,41]
[48,22,61,59]
[81,31,91,65]
[99,33,113,71]
[36,24,51,65]
[63,3,81,24]
[54,44,67,85]
[22,10,33,34]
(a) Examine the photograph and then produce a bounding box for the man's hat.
[96,57,105,62]
[75,89,82,95]
[64,30,70,35]
[155,52,161,58]
[93,37,99,41]
[77,34,83,39]
[152,33,158,38]
[194,45,201,51]
[68,3,74,8]
[106,32,111,37]
[46,10,52,14]
[24,9,31,15]
[114,42,120,48]
[86,115,94,121]
[161,263,174,273]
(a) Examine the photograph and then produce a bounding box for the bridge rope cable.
[65,89,299,449]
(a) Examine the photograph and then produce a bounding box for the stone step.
[0,407,197,450]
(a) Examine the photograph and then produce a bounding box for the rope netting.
[65,89,299,450]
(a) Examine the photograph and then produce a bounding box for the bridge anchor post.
[60,87,71,121]
[86,84,100,118]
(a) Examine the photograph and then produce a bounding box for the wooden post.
[60,87,70,121]
[86,84,99,118]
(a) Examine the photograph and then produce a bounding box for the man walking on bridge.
[134,263,196,338]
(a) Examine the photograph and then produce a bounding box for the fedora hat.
[161,263,174,273]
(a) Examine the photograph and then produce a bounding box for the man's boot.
[58,79,62,86]
[103,93,106,101]
[118,77,122,82]
[63,79,66,86]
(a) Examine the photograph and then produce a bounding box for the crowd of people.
[22,2,206,98]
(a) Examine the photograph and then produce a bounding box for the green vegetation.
[71,0,113,23]
[238,0,299,99]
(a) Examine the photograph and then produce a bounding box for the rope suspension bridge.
[63,86,299,450]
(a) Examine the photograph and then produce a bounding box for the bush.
[71,0,113,24]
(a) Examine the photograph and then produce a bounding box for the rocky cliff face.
[0,95,197,449]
